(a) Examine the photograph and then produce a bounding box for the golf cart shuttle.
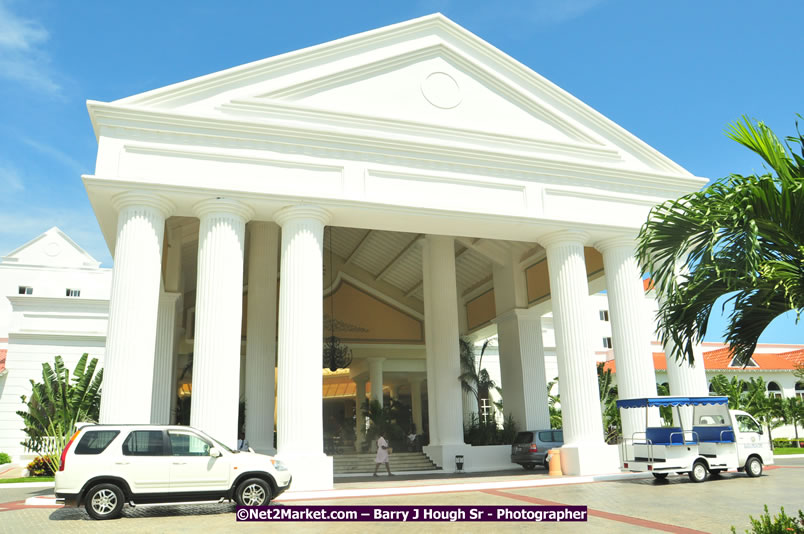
[616,396,773,482]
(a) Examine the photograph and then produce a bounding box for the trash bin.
[548,448,562,476]
[455,455,464,472]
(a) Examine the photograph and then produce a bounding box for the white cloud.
[0,0,61,94]
[0,160,24,192]
[21,136,85,175]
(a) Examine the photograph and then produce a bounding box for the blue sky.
[0,0,801,345]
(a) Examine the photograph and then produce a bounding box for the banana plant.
[17,354,103,473]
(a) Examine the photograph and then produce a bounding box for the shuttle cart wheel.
[652,472,668,480]
[688,461,707,483]
[745,457,763,478]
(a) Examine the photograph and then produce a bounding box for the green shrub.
[26,456,55,477]
[772,438,793,448]
[731,505,804,533]
[0,452,11,465]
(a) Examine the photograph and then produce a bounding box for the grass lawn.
[0,477,54,484]
[773,447,804,455]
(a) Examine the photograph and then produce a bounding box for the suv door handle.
[114,461,130,465]
[172,461,187,465]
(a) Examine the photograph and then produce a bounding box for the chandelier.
[323,228,353,372]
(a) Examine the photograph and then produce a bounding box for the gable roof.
[1,227,101,269]
[87,14,706,183]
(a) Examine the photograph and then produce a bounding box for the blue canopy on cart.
[616,396,728,409]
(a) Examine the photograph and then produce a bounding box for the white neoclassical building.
[83,14,714,490]
[0,228,111,459]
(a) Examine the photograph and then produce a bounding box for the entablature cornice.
[89,102,707,198]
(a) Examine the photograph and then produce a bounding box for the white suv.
[55,424,291,520]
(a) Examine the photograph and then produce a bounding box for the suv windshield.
[197,431,235,453]
[514,432,534,444]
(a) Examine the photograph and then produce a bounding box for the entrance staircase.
[333,452,439,475]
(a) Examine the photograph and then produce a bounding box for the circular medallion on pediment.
[45,241,61,257]
[421,72,462,109]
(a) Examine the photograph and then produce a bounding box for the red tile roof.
[602,353,667,373]
[776,348,804,367]
[0,349,6,374]
[604,347,802,373]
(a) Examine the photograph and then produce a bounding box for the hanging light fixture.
[323,227,353,372]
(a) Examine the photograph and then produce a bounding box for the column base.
[559,443,620,476]
[275,453,333,491]
[423,444,517,473]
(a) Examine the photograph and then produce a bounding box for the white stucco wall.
[0,228,110,461]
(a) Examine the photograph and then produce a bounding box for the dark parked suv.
[511,429,563,470]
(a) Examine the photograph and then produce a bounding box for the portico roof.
[83,14,707,259]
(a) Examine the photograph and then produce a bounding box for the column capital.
[194,197,255,221]
[274,204,331,227]
[594,234,638,253]
[112,190,175,216]
[539,229,589,249]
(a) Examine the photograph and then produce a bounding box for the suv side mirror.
[210,447,222,458]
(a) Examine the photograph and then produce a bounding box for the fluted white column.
[151,292,181,424]
[410,379,423,434]
[496,310,551,430]
[598,237,659,438]
[542,231,605,445]
[354,377,367,452]
[424,235,465,446]
[664,335,709,427]
[422,242,439,445]
[368,358,384,407]
[190,198,252,450]
[244,221,279,454]
[100,192,173,424]
[274,205,332,490]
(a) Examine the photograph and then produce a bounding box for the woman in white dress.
[373,432,393,476]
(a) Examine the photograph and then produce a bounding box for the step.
[331,452,439,474]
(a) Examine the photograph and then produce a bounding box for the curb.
[24,495,62,507]
[0,482,55,488]
[278,471,654,501]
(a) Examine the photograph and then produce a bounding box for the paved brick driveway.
[1,459,801,533]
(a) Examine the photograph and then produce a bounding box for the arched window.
[767,381,782,398]
[708,383,715,393]
[796,381,804,400]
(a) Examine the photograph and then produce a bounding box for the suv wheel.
[235,478,272,506]
[84,483,124,520]
[522,463,536,471]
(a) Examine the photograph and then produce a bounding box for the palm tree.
[17,354,103,473]
[637,117,804,366]
[547,379,562,429]
[744,377,782,444]
[709,375,748,409]
[655,383,673,425]
[458,338,497,421]
[775,397,804,447]
[597,363,620,444]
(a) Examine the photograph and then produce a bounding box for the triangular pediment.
[97,14,692,175]
[1,227,101,269]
